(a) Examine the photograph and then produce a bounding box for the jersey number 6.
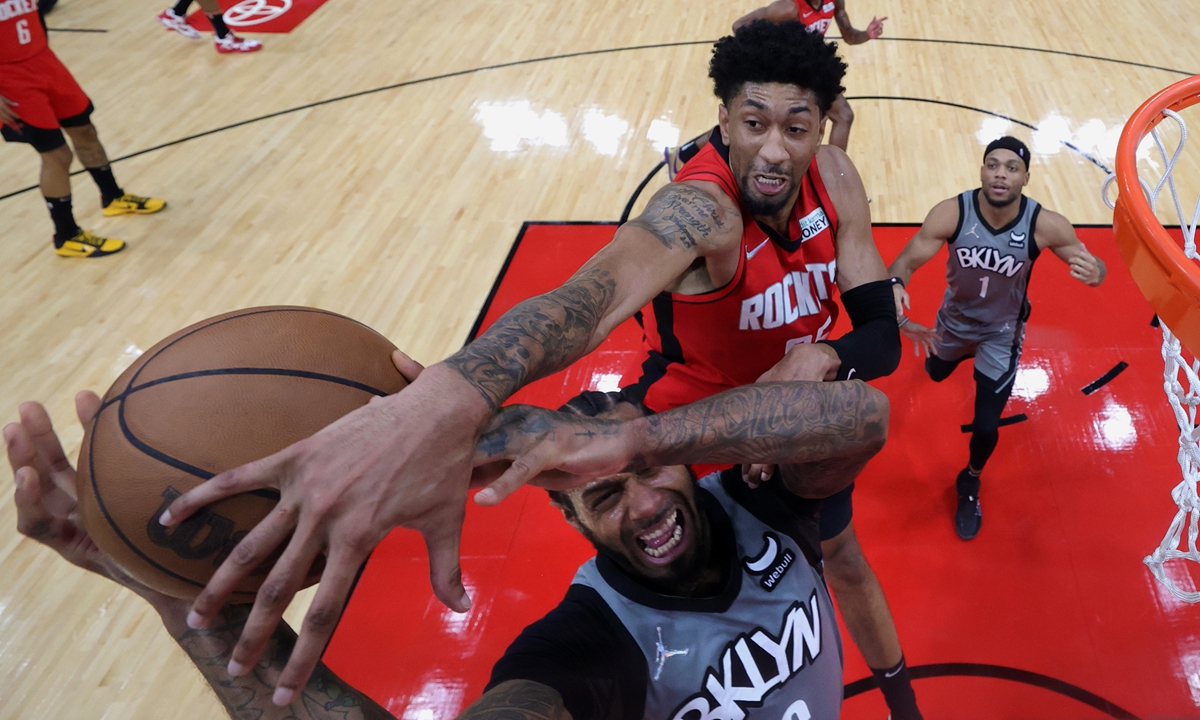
[16,19,31,44]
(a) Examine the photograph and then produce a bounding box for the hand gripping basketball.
[159,352,488,706]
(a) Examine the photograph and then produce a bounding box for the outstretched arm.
[1034,209,1105,287]
[154,179,742,708]
[733,0,798,30]
[885,197,957,356]
[473,379,888,499]
[445,181,742,411]
[832,0,885,44]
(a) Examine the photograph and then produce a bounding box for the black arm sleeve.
[818,279,901,381]
[485,584,648,720]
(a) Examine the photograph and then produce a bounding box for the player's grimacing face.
[567,466,706,584]
[719,82,824,220]
[980,149,1029,207]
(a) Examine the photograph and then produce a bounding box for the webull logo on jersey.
[955,246,1025,277]
[0,0,38,21]
[739,261,836,331]
[670,592,824,720]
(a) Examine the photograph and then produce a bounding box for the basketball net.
[1104,106,1200,603]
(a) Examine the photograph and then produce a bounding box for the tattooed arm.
[473,380,888,499]
[445,181,742,411]
[457,681,572,720]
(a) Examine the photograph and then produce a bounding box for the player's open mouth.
[753,175,787,196]
[990,184,1008,194]
[637,509,685,561]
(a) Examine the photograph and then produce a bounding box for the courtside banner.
[186,0,330,34]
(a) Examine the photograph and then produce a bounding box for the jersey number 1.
[17,19,32,44]
[979,276,990,298]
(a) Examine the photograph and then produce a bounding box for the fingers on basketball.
[188,501,301,628]
[161,452,288,527]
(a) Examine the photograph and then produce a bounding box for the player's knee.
[925,356,952,382]
[28,126,68,155]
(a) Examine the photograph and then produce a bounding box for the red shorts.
[0,45,91,130]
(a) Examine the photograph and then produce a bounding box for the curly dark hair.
[709,20,847,114]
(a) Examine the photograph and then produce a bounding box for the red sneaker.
[214,32,263,53]
[157,8,200,39]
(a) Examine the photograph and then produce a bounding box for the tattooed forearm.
[633,380,889,471]
[444,269,617,410]
[456,680,572,720]
[625,183,738,251]
[171,607,394,720]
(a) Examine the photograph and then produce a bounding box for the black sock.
[208,13,230,38]
[870,656,923,720]
[171,0,191,15]
[86,165,123,207]
[45,195,81,243]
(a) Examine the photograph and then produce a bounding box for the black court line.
[47,27,108,32]
[2,35,1185,203]
[960,413,1028,433]
[1082,361,1129,395]
[843,662,1141,719]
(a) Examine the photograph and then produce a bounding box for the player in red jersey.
[157,0,262,54]
[1,2,165,257]
[149,22,915,719]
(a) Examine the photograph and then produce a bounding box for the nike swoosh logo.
[746,239,770,259]
[884,662,906,678]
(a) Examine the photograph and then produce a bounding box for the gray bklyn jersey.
[939,190,1041,336]
[571,473,844,720]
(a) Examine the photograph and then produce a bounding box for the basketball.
[74,307,407,601]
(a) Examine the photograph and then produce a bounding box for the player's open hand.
[472,405,633,496]
[866,16,887,39]
[5,394,183,611]
[0,95,18,127]
[157,359,493,706]
[1069,244,1105,286]
[900,319,940,357]
[892,283,911,320]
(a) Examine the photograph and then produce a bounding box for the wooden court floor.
[2,0,1199,717]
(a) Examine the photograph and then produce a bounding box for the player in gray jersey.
[887,136,1105,540]
[8,356,889,720]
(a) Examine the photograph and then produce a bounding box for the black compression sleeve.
[818,279,901,381]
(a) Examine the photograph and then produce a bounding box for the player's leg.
[158,0,203,39]
[664,127,715,180]
[196,0,263,53]
[819,487,924,720]
[18,125,125,257]
[954,330,1022,540]
[60,119,166,216]
[825,93,854,152]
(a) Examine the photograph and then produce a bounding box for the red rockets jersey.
[0,0,45,63]
[624,134,841,414]
[793,0,835,35]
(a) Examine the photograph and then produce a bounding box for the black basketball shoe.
[954,469,982,540]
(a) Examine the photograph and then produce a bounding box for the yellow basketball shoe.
[54,229,126,258]
[102,193,167,216]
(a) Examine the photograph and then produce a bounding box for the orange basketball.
[75,307,407,601]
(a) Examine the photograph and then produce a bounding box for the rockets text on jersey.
[793,0,835,35]
[0,0,45,63]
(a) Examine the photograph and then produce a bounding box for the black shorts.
[819,482,854,541]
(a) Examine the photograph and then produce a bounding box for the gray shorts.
[933,318,1025,384]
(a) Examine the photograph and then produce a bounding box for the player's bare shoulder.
[923,196,962,239]
[626,179,743,254]
[814,145,869,217]
[1031,205,1075,250]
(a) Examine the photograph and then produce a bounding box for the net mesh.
[1104,108,1200,602]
